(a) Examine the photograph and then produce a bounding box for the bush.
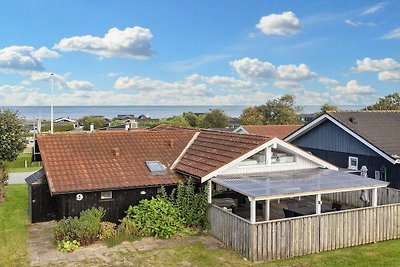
[99,222,117,240]
[53,207,105,246]
[118,216,139,236]
[57,240,80,253]
[81,116,107,130]
[126,197,184,239]
[168,180,209,229]
[41,124,74,132]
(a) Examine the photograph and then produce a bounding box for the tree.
[260,95,302,124]
[319,103,339,114]
[110,119,126,126]
[81,116,107,130]
[161,116,190,127]
[182,112,199,127]
[199,109,230,128]
[0,109,26,203]
[367,93,400,110]
[239,106,265,125]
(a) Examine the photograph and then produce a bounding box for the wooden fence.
[208,187,400,262]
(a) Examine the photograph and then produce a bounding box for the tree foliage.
[161,116,190,127]
[0,109,26,202]
[81,116,107,130]
[182,112,199,127]
[367,93,400,110]
[319,103,339,115]
[199,109,230,128]
[239,95,302,125]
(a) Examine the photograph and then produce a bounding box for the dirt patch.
[28,222,222,266]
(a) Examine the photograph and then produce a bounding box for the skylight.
[146,161,166,175]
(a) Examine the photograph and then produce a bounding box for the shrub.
[126,197,184,239]
[118,216,139,236]
[57,240,80,253]
[53,207,105,246]
[41,124,74,132]
[172,180,209,229]
[99,222,117,240]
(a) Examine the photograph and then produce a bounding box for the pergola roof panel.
[212,168,389,199]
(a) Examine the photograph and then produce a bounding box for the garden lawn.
[0,185,29,266]
[50,238,400,267]
[5,153,41,173]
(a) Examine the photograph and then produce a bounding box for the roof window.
[146,161,166,175]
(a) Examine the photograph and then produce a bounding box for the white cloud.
[29,71,95,91]
[319,77,339,85]
[165,54,230,72]
[230,57,276,80]
[344,19,376,27]
[353,57,400,72]
[65,80,94,91]
[378,71,400,82]
[274,80,303,89]
[276,64,318,81]
[330,80,376,95]
[0,46,46,71]
[54,26,154,60]
[32,46,60,59]
[107,72,123,77]
[186,74,254,89]
[362,2,386,15]
[256,11,302,36]
[382,28,400,40]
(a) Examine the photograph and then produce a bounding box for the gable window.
[348,156,358,170]
[100,191,112,200]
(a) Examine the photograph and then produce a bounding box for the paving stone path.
[28,222,222,266]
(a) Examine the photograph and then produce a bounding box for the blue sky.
[0,0,399,106]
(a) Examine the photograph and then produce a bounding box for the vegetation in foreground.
[0,185,29,266]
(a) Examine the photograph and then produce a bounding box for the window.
[145,161,166,175]
[348,156,358,170]
[100,191,112,200]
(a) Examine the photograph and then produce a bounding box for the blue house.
[285,111,400,188]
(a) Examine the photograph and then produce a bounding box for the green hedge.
[41,124,74,132]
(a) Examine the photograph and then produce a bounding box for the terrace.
[206,168,400,262]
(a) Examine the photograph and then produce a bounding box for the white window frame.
[348,156,358,170]
[100,191,113,200]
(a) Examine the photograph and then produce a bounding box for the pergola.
[208,168,389,224]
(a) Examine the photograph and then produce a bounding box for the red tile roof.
[241,125,301,139]
[175,130,272,178]
[37,131,196,194]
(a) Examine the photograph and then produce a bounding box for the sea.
[4,105,367,120]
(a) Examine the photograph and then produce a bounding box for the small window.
[100,191,112,200]
[146,161,166,175]
[348,156,358,170]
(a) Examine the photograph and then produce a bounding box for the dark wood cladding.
[31,184,175,223]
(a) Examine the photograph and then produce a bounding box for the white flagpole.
[51,73,54,134]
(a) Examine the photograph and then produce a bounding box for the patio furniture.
[212,198,237,213]
[332,202,342,211]
[283,208,295,218]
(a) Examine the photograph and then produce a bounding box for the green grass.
[0,185,29,266]
[5,153,42,173]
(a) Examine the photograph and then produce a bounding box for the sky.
[0,0,399,106]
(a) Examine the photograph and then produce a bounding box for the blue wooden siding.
[293,120,379,157]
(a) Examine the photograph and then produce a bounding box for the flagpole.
[51,73,54,134]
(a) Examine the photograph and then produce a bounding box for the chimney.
[125,122,129,131]
[168,139,175,148]
[112,147,120,157]
[130,120,138,129]
[37,119,42,133]
[90,123,94,132]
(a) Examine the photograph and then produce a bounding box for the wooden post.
[207,180,212,204]
[372,188,377,207]
[250,198,256,224]
[316,194,322,214]
[264,199,270,221]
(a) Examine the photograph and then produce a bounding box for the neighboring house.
[27,125,342,223]
[285,111,400,188]
[234,125,301,139]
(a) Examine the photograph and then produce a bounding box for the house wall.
[221,153,320,175]
[301,148,400,188]
[293,120,379,157]
[30,179,176,223]
[291,120,400,188]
